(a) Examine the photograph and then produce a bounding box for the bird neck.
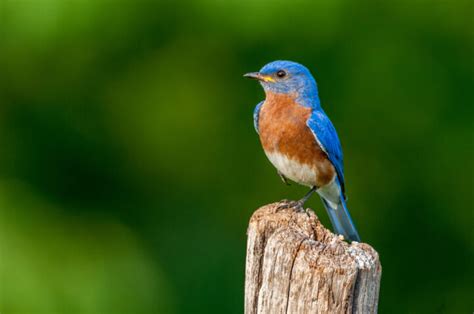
[264,90,321,111]
[263,80,321,109]
[297,86,320,109]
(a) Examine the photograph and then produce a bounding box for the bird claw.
[276,199,305,212]
[276,187,317,212]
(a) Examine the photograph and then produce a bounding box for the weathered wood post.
[245,201,381,314]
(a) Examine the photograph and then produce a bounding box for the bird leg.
[276,186,317,211]
[295,186,317,207]
[277,171,291,185]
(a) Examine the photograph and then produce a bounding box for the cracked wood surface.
[245,201,381,314]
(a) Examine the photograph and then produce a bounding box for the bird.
[244,60,360,242]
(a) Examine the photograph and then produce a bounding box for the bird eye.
[276,70,287,78]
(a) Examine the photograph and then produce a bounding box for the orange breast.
[258,92,335,187]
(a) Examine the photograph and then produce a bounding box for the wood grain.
[245,201,381,314]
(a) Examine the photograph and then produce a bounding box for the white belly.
[265,151,317,187]
[266,151,342,205]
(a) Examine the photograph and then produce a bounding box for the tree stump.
[245,201,381,314]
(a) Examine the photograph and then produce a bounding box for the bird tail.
[321,195,361,242]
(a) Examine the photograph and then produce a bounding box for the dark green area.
[0,0,473,313]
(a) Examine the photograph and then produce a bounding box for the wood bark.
[245,201,381,314]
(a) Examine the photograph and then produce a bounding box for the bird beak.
[243,72,275,83]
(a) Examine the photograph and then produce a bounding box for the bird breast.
[258,92,335,188]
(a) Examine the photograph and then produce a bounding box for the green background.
[1,0,473,313]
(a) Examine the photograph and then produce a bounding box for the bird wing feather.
[306,109,346,197]
[253,101,264,134]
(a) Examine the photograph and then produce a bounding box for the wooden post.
[245,201,381,314]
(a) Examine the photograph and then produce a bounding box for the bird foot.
[276,199,305,212]
[276,187,317,212]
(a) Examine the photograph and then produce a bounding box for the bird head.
[244,60,320,107]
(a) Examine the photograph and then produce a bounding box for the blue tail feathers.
[321,196,361,242]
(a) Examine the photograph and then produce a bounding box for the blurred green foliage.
[0,0,473,313]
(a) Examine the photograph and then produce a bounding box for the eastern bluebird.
[245,60,360,242]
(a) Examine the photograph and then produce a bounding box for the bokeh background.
[1,0,473,313]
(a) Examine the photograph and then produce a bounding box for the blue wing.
[306,109,346,196]
[253,101,264,134]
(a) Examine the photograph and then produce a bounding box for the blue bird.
[244,60,360,242]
